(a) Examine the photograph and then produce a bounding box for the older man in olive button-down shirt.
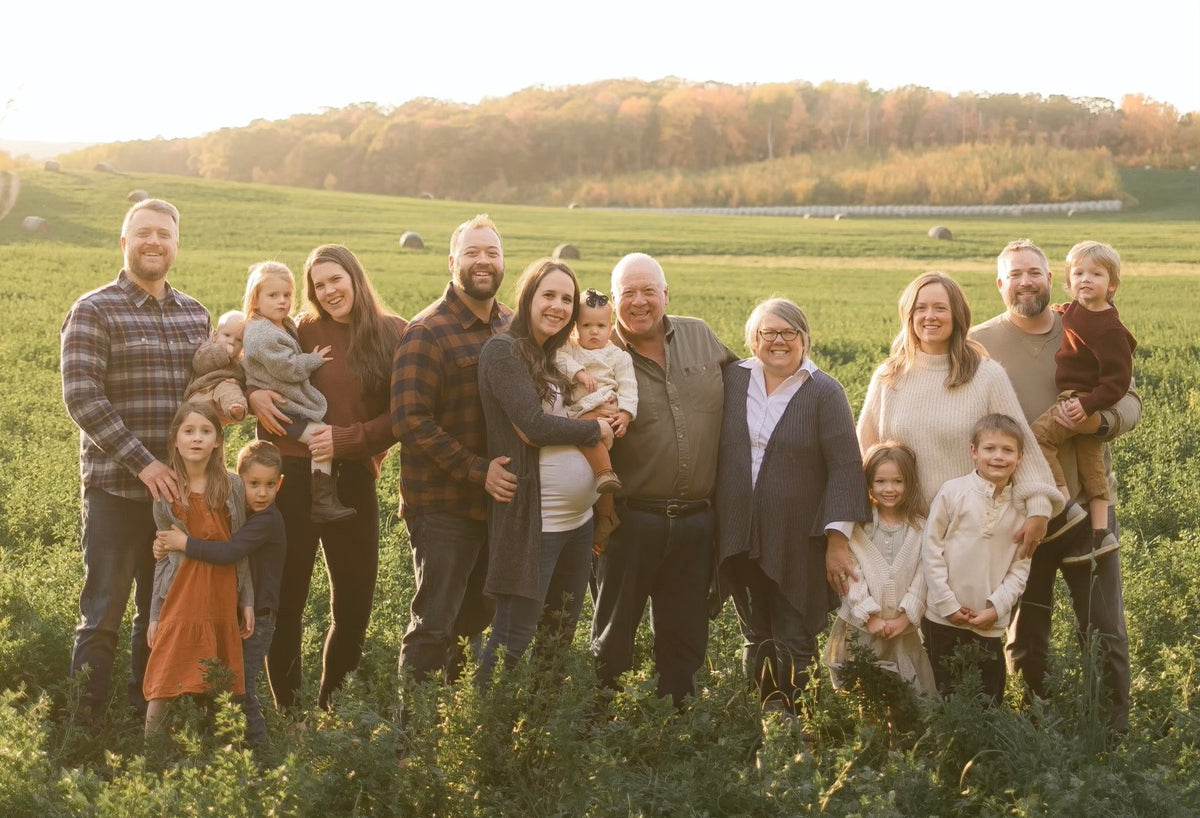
[590,252,736,706]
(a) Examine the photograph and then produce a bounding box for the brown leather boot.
[311,471,356,523]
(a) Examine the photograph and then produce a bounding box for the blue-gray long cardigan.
[716,361,871,633]
[478,333,602,601]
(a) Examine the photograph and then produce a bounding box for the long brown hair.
[303,244,402,394]
[879,271,982,388]
[508,258,579,405]
[166,401,232,512]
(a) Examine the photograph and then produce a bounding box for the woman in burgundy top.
[249,244,405,710]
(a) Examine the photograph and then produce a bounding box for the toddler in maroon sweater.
[1032,240,1136,566]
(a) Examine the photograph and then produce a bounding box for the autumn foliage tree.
[58,79,1199,205]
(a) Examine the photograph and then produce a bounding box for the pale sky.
[3,0,1198,145]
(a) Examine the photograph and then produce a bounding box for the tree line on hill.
[56,79,1199,205]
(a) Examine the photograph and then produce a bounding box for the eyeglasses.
[758,328,800,342]
[584,289,609,307]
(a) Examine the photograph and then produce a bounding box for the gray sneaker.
[1062,529,1120,567]
[1042,501,1088,543]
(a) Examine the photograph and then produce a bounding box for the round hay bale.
[833,213,846,221]
[128,189,149,203]
[1067,209,1077,218]
[44,160,60,172]
[419,192,435,200]
[568,202,581,210]
[399,231,425,250]
[94,162,115,173]
[928,225,953,240]
[21,216,48,233]
[552,243,581,261]
[802,213,811,219]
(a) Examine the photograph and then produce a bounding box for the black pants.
[922,618,1006,706]
[267,458,379,710]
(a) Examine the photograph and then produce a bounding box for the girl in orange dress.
[143,401,252,733]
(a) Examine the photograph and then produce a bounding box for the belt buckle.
[664,501,682,518]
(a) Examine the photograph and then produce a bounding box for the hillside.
[41,79,1200,207]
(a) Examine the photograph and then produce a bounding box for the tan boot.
[311,471,356,524]
[595,470,623,494]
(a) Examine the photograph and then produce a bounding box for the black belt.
[255,607,274,617]
[624,497,712,518]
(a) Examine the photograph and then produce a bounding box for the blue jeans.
[239,611,275,747]
[479,520,594,677]
[399,511,492,683]
[71,488,157,719]
[591,504,715,707]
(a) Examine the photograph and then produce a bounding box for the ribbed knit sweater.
[857,351,1063,520]
[1053,301,1137,416]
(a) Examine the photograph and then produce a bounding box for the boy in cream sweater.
[922,413,1054,705]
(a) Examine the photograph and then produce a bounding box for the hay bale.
[21,216,48,233]
[398,231,425,250]
[833,213,846,221]
[44,160,60,172]
[568,202,581,210]
[128,189,149,203]
[553,243,581,261]
[94,162,115,173]
[1067,209,1077,218]
[928,225,953,240]
[419,192,435,200]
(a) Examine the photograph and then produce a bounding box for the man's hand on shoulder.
[139,460,180,503]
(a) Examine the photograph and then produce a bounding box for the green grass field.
[1,168,1198,815]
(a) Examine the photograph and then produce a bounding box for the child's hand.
[1062,397,1087,423]
[967,604,998,629]
[148,620,158,649]
[240,606,255,639]
[866,615,888,636]
[948,607,973,626]
[611,410,633,438]
[574,370,597,393]
[883,613,913,639]
[312,344,333,362]
[153,525,188,559]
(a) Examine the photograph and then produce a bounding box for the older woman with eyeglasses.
[715,297,870,722]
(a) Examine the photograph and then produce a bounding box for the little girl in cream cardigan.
[824,442,936,696]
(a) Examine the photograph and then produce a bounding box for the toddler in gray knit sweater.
[241,261,354,523]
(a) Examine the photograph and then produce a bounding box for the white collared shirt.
[741,356,818,487]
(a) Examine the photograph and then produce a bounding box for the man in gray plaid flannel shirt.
[60,199,210,722]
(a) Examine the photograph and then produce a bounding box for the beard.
[456,261,504,301]
[1007,288,1049,318]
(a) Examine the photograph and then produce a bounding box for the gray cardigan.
[151,473,252,621]
[478,333,602,601]
[241,316,327,422]
[715,362,871,633]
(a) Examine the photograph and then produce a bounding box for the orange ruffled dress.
[143,494,245,700]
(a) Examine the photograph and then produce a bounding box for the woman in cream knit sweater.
[842,273,1063,591]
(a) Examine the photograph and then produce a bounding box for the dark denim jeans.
[591,503,714,707]
[71,488,157,719]
[479,520,593,677]
[239,611,275,747]
[399,511,492,684]
[1006,507,1130,730]
[726,553,818,713]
